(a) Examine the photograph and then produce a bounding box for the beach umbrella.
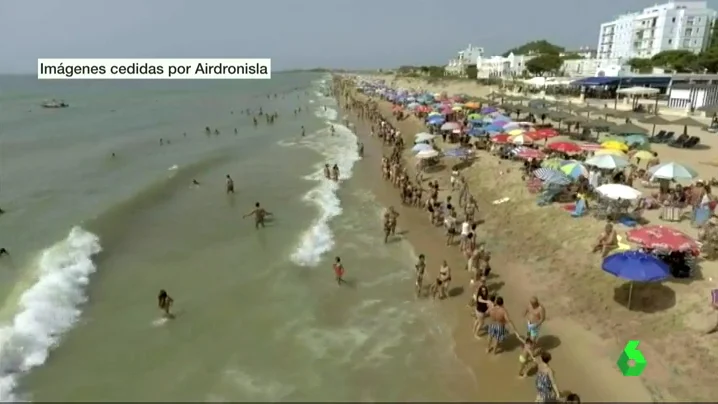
[596,184,642,200]
[585,154,630,170]
[427,116,445,125]
[465,102,480,109]
[452,106,463,112]
[533,168,571,185]
[428,111,441,117]
[415,149,440,159]
[639,115,671,136]
[469,119,483,125]
[453,103,465,109]
[631,150,654,162]
[533,128,559,139]
[594,149,627,157]
[624,134,650,147]
[611,123,648,136]
[491,134,512,143]
[601,140,629,152]
[560,161,589,179]
[584,119,615,131]
[441,122,460,131]
[602,251,670,308]
[649,162,698,181]
[626,225,700,252]
[502,122,522,131]
[443,148,473,158]
[484,124,504,133]
[467,113,481,120]
[507,129,525,136]
[671,116,704,135]
[510,134,534,145]
[481,106,497,114]
[540,158,565,169]
[407,102,420,109]
[514,147,545,160]
[414,133,435,143]
[412,143,433,153]
[548,141,581,154]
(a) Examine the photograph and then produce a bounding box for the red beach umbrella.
[516,148,545,159]
[532,128,559,139]
[547,141,581,154]
[626,225,700,253]
[491,134,511,143]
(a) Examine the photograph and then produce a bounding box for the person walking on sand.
[534,351,562,402]
[525,296,546,341]
[432,260,452,299]
[485,296,520,355]
[333,256,345,285]
[225,174,235,194]
[243,202,272,229]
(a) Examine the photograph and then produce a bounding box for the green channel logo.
[617,340,647,376]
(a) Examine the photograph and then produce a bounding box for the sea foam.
[0,226,101,402]
[290,105,360,267]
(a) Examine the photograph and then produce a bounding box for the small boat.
[42,99,69,108]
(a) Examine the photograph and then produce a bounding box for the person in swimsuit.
[432,260,452,299]
[225,175,235,194]
[324,164,331,180]
[331,164,340,181]
[333,256,345,285]
[517,335,539,378]
[473,284,491,339]
[243,202,272,229]
[158,289,174,318]
[486,296,519,355]
[415,254,426,297]
[525,296,546,342]
[534,351,562,402]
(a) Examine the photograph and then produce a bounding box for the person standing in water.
[415,254,426,297]
[243,202,272,229]
[158,289,174,319]
[225,175,235,194]
[333,256,345,285]
[331,164,340,181]
[301,126,305,137]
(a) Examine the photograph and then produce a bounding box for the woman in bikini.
[432,260,452,299]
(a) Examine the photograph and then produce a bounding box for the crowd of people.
[333,77,581,403]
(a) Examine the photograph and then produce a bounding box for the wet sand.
[340,85,655,402]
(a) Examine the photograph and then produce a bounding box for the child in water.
[158,289,174,319]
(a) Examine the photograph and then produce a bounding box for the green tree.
[626,58,654,73]
[650,50,698,72]
[525,54,563,76]
[464,64,478,79]
[560,53,585,61]
[696,48,718,73]
[502,40,564,57]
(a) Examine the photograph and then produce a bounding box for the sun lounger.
[683,136,700,148]
[659,132,674,144]
[651,130,667,142]
[669,134,689,147]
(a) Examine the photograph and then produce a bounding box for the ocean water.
[0,74,475,401]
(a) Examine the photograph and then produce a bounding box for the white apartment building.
[598,1,716,60]
[475,53,534,79]
[444,44,484,76]
[561,58,631,77]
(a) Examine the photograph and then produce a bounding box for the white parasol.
[415,149,440,159]
[414,133,435,143]
[585,154,630,169]
[649,162,698,181]
[596,184,642,200]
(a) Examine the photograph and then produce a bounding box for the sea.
[0,73,478,401]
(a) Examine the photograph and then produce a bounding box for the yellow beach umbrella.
[507,129,525,136]
[631,150,654,161]
[595,149,627,157]
[428,111,441,117]
[601,140,629,152]
[465,102,480,109]
[510,134,534,145]
[452,106,463,111]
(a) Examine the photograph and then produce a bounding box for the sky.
[2,0,718,72]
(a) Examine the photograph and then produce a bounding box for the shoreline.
[336,79,658,402]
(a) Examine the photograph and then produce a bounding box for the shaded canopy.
[611,123,649,136]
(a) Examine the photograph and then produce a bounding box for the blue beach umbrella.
[481,106,497,114]
[602,251,670,308]
[427,116,445,125]
[484,124,503,133]
[469,118,483,125]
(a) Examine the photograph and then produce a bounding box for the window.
[683,39,691,47]
[685,28,693,36]
[672,17,676,22]
[668,39,673,44]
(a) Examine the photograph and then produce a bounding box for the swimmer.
[192,179,200,186]
[234,128,238,134]
[225,174,235,194]
[323,164,331,180]
[243,202,272,229]
[301,126,305,137]
[0,248,8,256]
[158,289,174,319]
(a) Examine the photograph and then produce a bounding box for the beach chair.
[651,130,667,143]
[683,136,700,148]
[659,132,675,144]
[669,134,689,147]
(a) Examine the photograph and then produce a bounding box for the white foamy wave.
[314,106,338,122]
[0,226,101,402]
[290,121,360,267]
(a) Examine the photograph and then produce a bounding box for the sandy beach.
[340,74,718,402]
